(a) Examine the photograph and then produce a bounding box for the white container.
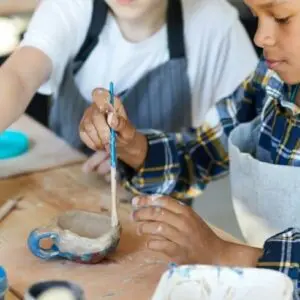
[151,264,294,300]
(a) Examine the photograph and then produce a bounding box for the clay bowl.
[27,210,121,264]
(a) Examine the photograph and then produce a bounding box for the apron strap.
[73,0,186,74]
[73,0,108,75]
[167,0,186,59]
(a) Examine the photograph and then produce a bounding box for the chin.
[114,7,143,20]
[275,70,300,85]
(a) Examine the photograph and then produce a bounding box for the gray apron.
[228,117,300,248]
[49,0,191,154]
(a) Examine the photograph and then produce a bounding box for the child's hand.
[131,195,262,267]
[79,88,148,170]
[82,150,110,178]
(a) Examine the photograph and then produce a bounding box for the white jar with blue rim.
[0,266,7,300]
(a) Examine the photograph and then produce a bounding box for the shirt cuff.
[120,130,181,195]
[256,227,300,298]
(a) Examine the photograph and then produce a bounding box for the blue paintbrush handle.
[109,82,116,168]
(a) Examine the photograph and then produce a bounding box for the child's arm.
[0,0,37,16]
[121,62,265,198]
[256,227,300,297]
[0,46,51,131]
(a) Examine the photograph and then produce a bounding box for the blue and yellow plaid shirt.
[120,57,300,297]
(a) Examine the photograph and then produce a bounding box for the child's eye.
[274,16,290,24]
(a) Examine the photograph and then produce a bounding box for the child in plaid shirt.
[80,0,300,297]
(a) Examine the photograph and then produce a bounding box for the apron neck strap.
[166,0,186,59]
[73,0,108,74]
[73,0,186,74]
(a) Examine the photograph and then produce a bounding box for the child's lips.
[265,59,284,70]
[116,0,133,5]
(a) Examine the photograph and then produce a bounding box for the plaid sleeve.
[257,228,300,299]
[121,60,268,199]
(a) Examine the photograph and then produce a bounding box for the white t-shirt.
[20,0,258,127]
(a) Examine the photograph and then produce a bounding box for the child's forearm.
[0,64,32,131]
[0,47,51,131]
[0,0,37,16]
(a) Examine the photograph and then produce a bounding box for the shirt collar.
[260,57,300,115]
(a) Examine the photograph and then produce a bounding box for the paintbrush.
[0,196,22,222]
[109,82,118,227]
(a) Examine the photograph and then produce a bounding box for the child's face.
[245,0,300,84]
[105,0,164,21]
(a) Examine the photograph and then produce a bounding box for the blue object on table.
[0,266,7,300]
[0,130,29,160]
[109,82,116,168]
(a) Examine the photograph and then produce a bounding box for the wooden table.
[0,115,241,299]
[1,114,85,179]
[6,290,18,300]
[0,163,241,299]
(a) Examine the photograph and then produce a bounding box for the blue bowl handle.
[27,230,60,260]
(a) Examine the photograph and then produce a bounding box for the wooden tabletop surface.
[0,163,241,299]
[6,290,19,300]
[0,115,241,299]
